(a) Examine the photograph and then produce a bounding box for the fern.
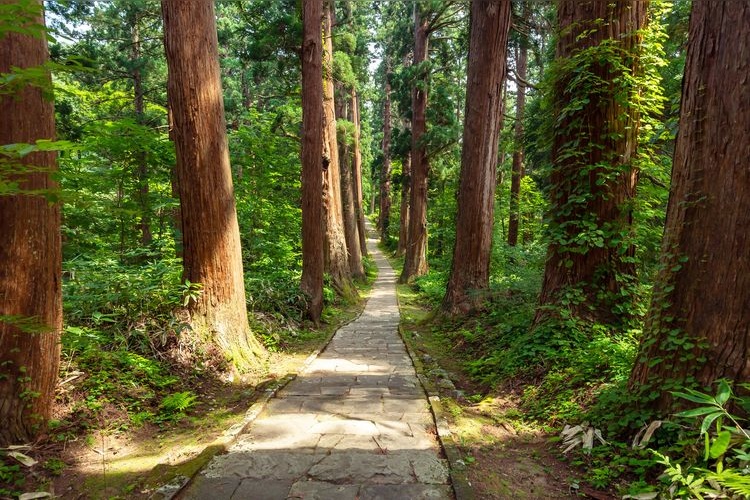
[708,469,750,497]
[160,391,197,414]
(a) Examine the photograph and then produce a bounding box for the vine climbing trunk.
[629,2,750,413]
[534,0,647,327]
[400,4,430,283]
[300,0,324,324]
[0,0,62,445]
[508,0,529,248]
[443,0,512,315]
[321,0,356,298]
[162,0,265,374]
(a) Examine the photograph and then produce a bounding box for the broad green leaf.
[709,430,732,459]
[715,380,731,406]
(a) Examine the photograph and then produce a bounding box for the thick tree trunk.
[162,0,265,374]
[300,0,325,324]
[508,4,528,248]
[400,6,430,283]
[379,67,393,243]
[534,0,646,327]
[0,1,62,445]
[321,0,356,298]
[629,2,750,413]
[396,151,411,257]
[351,89,368,257]
[443,0,512,314]
[337,90,364,279]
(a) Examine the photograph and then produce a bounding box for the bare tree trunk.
[508,1,528,247]
[337,89,364,279]
[322,0,356,298]
[131,15,151,248]
[162,0,265,374]
[0,0,61,445]
[400,5,430,283]
[379,64,393,243]
[443,0,512,314]
[534,0,646,327]
[629,2,750,413]
[351,89,368,257]
[396,151,411,257]
[300,0,325,324]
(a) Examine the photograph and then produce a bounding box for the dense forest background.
[1,0,748,497]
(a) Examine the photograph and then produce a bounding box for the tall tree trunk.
[534,0,646,327]
[162,0,265,374]
[629,2,750,414]
[131,15,151,248]
[351,88,368,257]
[443,0,512,314]
[379,64,393,243]
[321,0,356,298]
[508,2,528,247]
[300,0,325,324]
[337,89,364,279]
[0,1,61,445]
[400,5,430,283]
[396,151,411,257]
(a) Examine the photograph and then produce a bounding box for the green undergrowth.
[392,244,750,497]
[1,254,377,497]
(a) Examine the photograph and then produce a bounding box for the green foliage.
[159,391,198,420]
[0,0,46,39]
[642,381,750,499]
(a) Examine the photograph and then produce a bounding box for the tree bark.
[321,0,356,298]
[0,0,62,445]
[337,89,364,279]
[131,13,151,248]
[300,0,325,324]
[534,0,647,327]
[508,2,528,247]
[351,88,368,257]
[396,151,411,257]
[629,2,750,413]
[162,0,265,374]
[379,64,393,244]
[400,4,430,283]
[443,0,512,314]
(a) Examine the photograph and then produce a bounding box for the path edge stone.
[396,321,476,500]
[152,297,370,500]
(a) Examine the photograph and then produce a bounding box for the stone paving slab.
[180,229,452,499]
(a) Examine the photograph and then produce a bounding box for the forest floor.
[5,248,621,499]
[6,305,366,499]
[396,283,618,500]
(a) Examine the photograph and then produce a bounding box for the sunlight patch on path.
[179,227,452,499]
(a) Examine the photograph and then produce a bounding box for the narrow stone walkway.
[180,228,452,500]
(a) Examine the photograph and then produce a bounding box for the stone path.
[179,228,452,500]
